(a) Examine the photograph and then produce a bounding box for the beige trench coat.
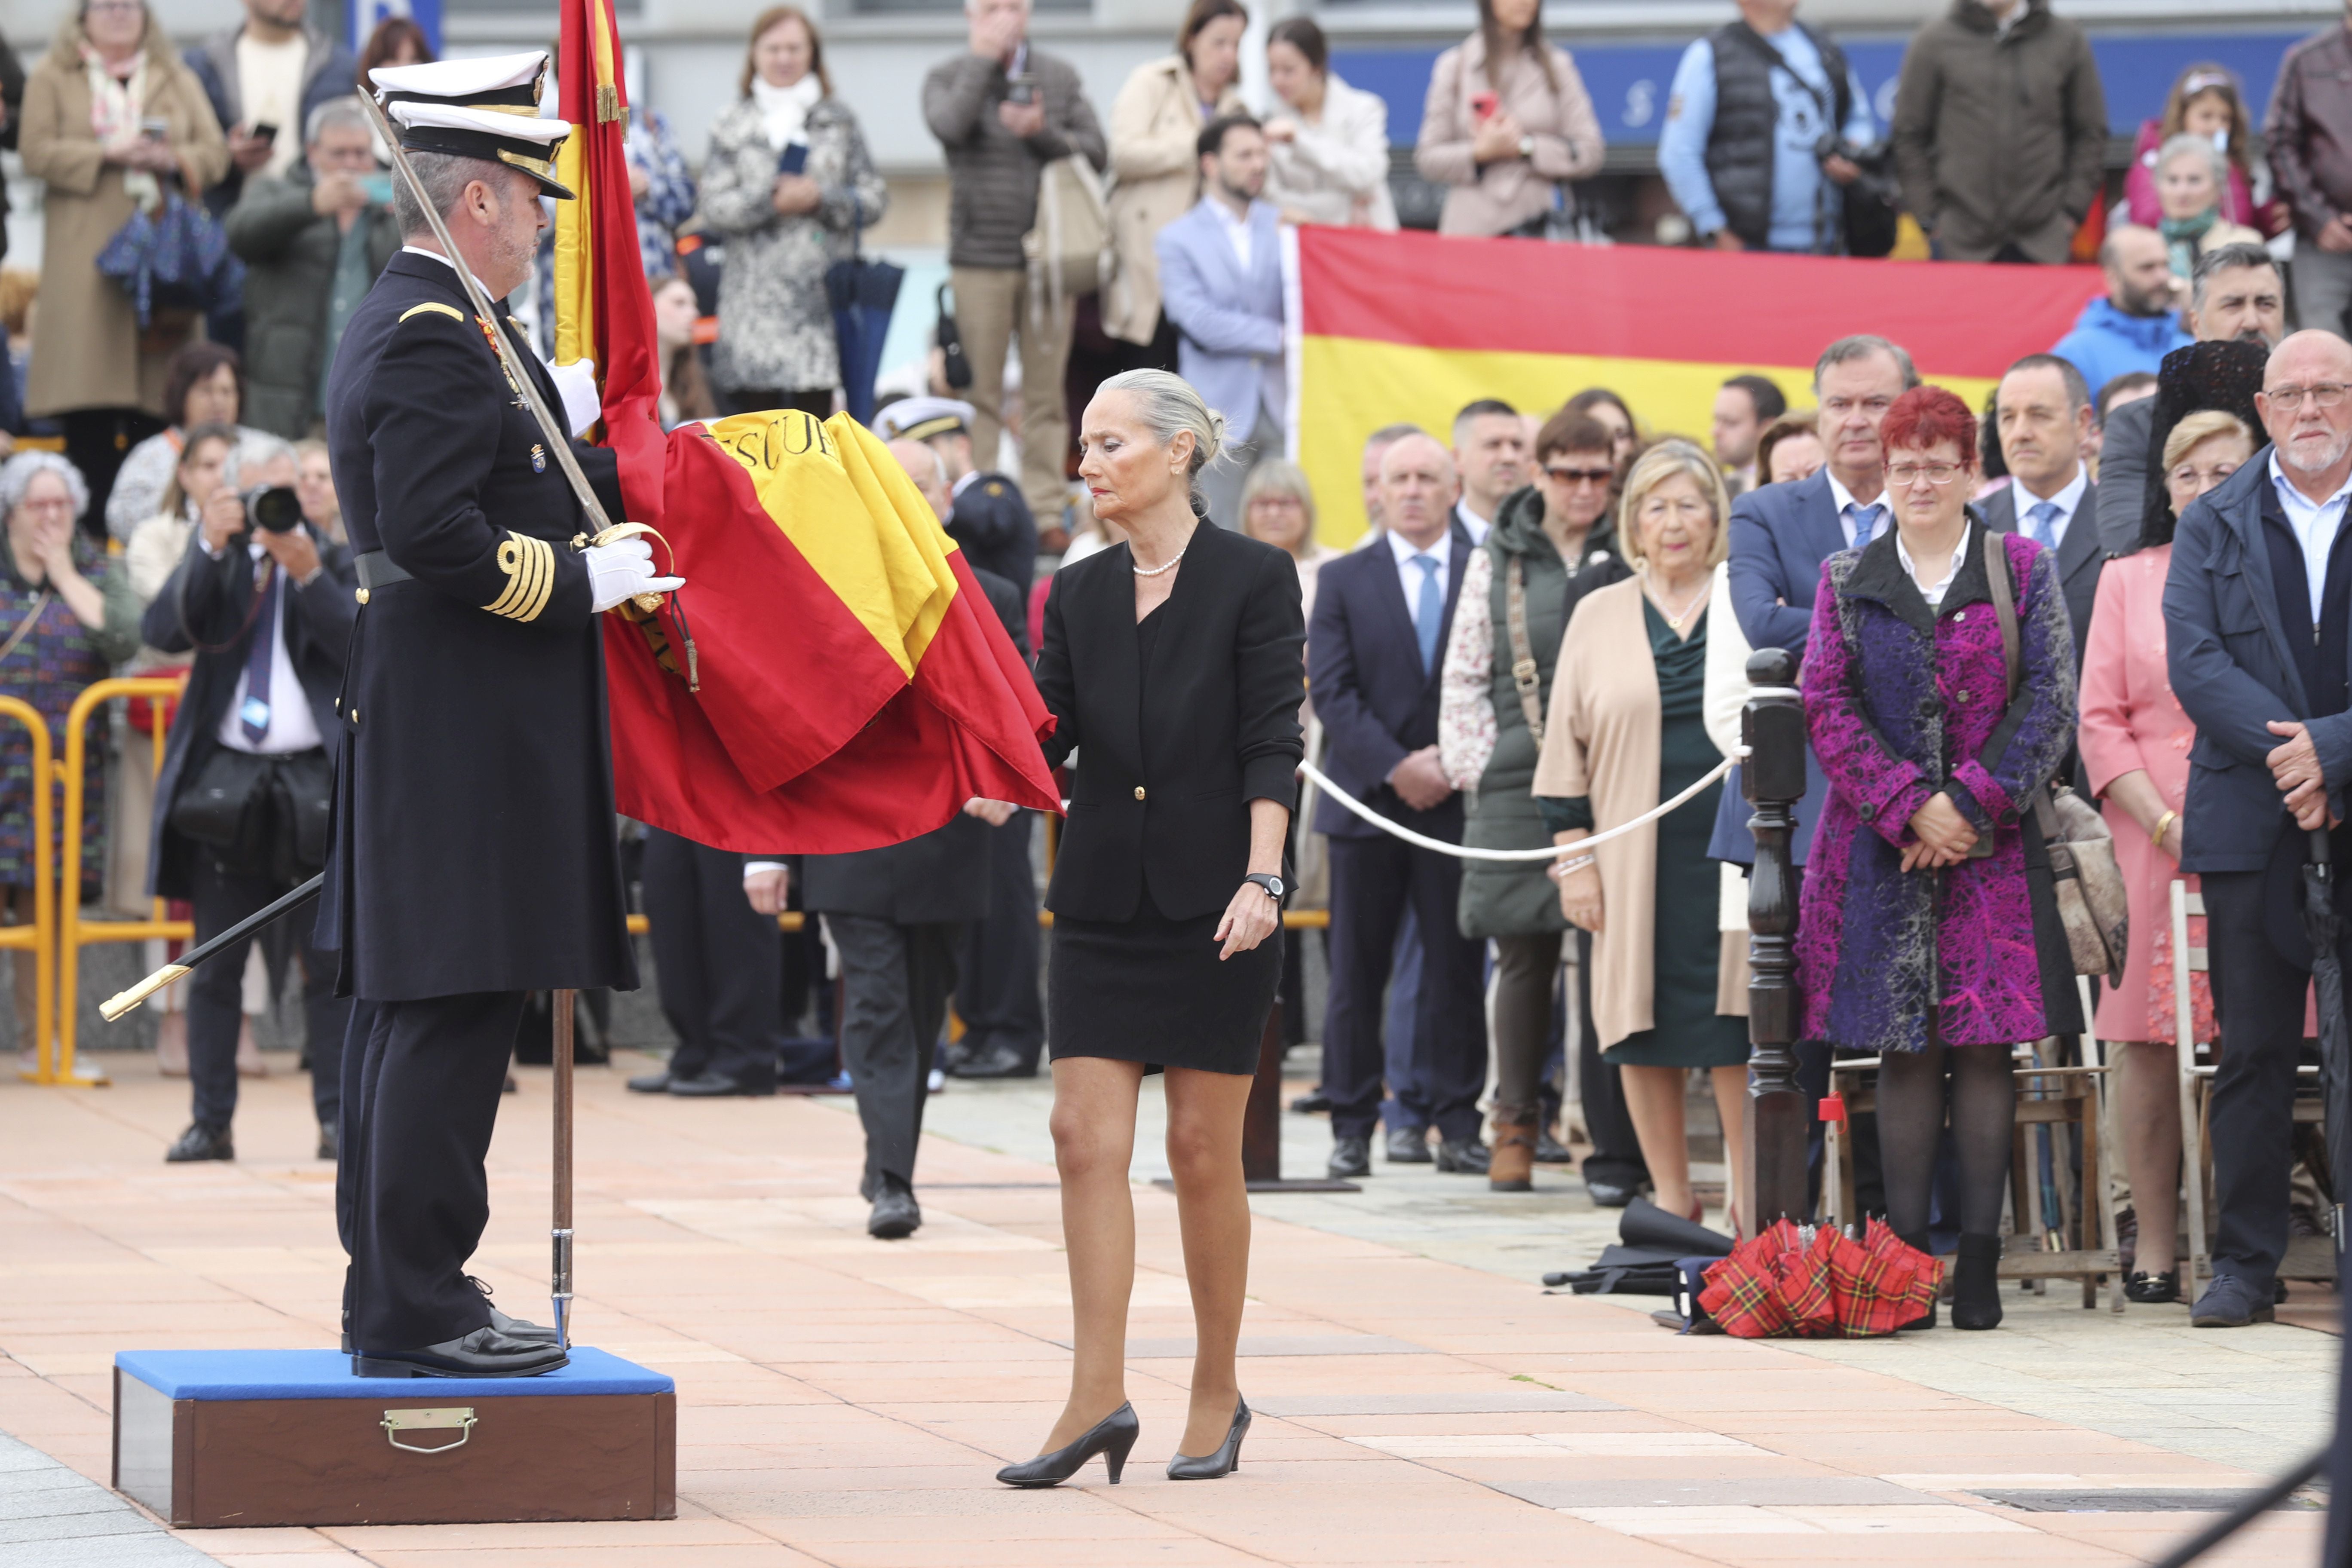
[20,19,228,419]
[1414,34,1603,238]
[1531,577,1675,1049]
[1102,54,1242,346]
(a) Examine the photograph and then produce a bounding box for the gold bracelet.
[2153,809,2177,846]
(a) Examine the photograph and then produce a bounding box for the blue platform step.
[112,1347,676,1528]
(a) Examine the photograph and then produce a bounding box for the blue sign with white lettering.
[349,0,442,58]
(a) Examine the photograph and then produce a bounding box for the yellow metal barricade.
[53,677,190,1083]
[0,697,55,1082]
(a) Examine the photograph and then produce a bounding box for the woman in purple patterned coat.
[1796,386,2082,1332]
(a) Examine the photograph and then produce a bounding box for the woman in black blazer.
[997,370,1304,1491]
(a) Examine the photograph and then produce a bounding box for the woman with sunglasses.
[1436,409,1621,1190]
[1797,385,2082,1331]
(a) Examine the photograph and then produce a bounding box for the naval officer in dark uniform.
[321,53,683,1378]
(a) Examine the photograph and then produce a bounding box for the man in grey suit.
[1157,113,1284,530]
[1982,353,2103,669]
[2093,243,2287,554]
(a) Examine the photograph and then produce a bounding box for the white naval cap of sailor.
[372,53,575,198]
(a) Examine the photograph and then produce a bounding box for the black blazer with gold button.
[1034,521,1305,923]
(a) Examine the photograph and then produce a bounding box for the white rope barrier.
[1295,751,1744,863]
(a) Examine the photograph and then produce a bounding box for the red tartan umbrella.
[1699,1219,1942,1338]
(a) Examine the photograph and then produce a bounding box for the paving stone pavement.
[0,1048,2334,1566]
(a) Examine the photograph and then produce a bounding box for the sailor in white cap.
[319,51,677,1379]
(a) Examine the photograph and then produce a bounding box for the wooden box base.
[112,1347,675,1528]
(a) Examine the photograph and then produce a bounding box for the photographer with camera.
[143,432,356,1165]
[1657,0,1879,257]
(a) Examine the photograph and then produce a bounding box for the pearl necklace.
[1131,545,1188,578]
[1647,573,1708,630]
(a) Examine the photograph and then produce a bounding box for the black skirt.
[1047,888,1282,1076]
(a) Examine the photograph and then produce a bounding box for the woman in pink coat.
[2077,407,2254,1305]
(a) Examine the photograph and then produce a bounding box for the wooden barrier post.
[1743,649,1810,1230]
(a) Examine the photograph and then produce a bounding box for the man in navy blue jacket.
[2167,329,2352,1327]
[1308,432,1490,1181]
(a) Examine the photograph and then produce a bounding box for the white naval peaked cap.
[370,50,550,112]
[374,53,576,199]
[875,395,977,442]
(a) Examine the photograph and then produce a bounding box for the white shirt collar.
[1895,523,1972,610]
[1385,526,1454,572]
[1453,500,1491,545]
[1825,469,1890,548]
[951,468,982,499]
[401,244,493,300]
[2015,462,2089,532]
[2268,448,2352,516]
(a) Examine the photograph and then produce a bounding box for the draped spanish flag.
[1289,227,2109,548]
[555,0,1057,854]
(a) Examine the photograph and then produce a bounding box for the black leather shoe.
[353,1326,568,1378]
[949,1043,1037,1080]
[1168,1399,1250,1480]
[469,1276,559,1344]
[1384,1127,1433,1164]
[625,1069,676,1093]
[315,1124,338,1161]
[165,1123,233,1163]
[1328,1136,1370,1179]
[2124,1270,2180,1305]
[996,1403,1139,1488]
[1534,1128,1574,1164]
[1289,1089,1332,1115]
[1583,1174,1642,1208]
[1435,1137,1491,1175]
[869,1178,922,1240]
[668,1071,775,1097]
[2190,1273,2276,1327]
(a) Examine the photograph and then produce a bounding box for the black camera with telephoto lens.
[243,485,301,533]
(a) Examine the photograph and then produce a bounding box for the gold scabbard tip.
[99,964,192,1023]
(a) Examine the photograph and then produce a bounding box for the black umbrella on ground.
[2302,829,2352,1262]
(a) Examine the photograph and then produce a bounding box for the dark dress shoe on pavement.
[1167,1398,1250,1480]
[625,1069,676,1093]
[165,1123,233,1163]
[996,1402,1139,1488]
[1384,1127,1433,1164]
[869,1176,922,1240]
[1583,1175,1640,1208]
[315,1124,337,1161]
[353,1326,569,1378]
[1289,1089,1332,1115]
[949,1043,1037,1079]
[1534,1128,1573,1164]
[1328,1136,1371,1179]
[668,1071,776,1097]
[469,1276,559,1344]
[2123,1270,2180,1305]
[2190,1274,2276,1327]
[1435,1137,1491,1175]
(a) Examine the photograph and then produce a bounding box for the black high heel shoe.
[995,1403,1139,1488]
[1167,1398,1250,1480]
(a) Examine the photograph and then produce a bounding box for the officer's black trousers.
[827,914,959,1197]
[954,812,1043,1069]
[338,991,523,1350]
[188,855,349,1133]
[640,827,781,1090]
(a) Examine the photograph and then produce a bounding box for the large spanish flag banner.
[1289,227,2107,547]
[555,0,1057,854]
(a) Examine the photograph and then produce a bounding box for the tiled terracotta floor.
[0,1050,2331,1566]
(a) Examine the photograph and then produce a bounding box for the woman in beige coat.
[1534,441,1747,1232]
[1102,0,1246,355]
[21,4,226,524]
[1414,0,1603,239]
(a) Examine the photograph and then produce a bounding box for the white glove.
[549,357,600,438]
[584,537,684,613]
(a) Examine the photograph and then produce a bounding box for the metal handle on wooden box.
[382,1406,477,1454]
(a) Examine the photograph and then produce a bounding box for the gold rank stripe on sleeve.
[485,531,556,622]
[398,301,466,324]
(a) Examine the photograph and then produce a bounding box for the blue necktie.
[1411,553,1442,674]
[239,565,278,744]
[2026,499,2062,550]
[1849,502,1886,546]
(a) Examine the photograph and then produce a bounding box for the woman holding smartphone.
[1413,0,1604,238]
[692,5,886,419]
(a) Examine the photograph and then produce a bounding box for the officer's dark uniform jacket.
[318,249,637,1001]
[948,471,1038,591]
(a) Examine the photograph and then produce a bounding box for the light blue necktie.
[1848,502,1886,546]
[1411,553,1442,673]
[2026,499,2062,550]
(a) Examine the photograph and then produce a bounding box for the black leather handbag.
[168,747,334,883]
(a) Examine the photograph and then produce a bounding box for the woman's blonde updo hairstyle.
[1097,369,1226,484]
[1617,438,1732,570]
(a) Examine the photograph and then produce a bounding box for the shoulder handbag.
[1504,554,1546,746]
[95,188,244,329]
[1023,153,1115,313]
[1983,528,2128,980]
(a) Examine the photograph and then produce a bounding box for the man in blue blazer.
[1715,334,1914,1208]
[1309,433,1491,1181]
[2167,330,2352,1327]
[1156,113,1284,532]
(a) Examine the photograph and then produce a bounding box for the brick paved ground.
[0,1048,2333,1567]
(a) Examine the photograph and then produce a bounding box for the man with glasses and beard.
[2166,329,2352,1327]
